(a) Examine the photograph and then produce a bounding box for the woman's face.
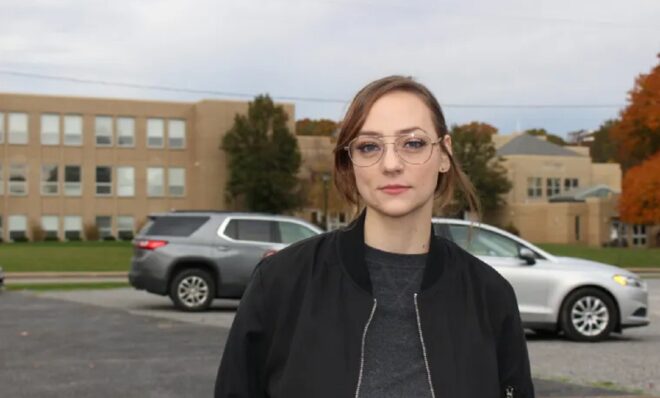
[352,90,452,218]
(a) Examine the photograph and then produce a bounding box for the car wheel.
[169,269,215,312]
[560,287,617,342]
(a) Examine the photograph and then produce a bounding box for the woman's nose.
[380,142,404,171]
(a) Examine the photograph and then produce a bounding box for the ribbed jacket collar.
[336,208,447,295]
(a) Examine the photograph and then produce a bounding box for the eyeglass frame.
[343,129,445,167]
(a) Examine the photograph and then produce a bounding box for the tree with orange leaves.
[610,54,660,171]
[619,152,660,224]
[611,55,660,224]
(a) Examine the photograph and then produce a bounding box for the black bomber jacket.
[215,210,535,398]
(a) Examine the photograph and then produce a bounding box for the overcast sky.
[1,0,659,138]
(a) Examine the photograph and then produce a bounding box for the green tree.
[451,122,512,213]
[295,118,338,136]
[523,128,567,146]
[221,95,302,213]
[590,119,618,162]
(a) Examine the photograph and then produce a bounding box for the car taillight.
[136,239,168,250]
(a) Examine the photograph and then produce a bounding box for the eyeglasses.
[343,129,442,167]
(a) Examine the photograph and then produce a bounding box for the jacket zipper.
[354,298,377,398]
[414,293,437,398]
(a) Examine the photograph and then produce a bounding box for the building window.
[0,112,4,143]
[64,115,83,146]
[95,116,113,146]
[41,216,59,239]
[564,178,579,191]
[168,167,185,196]
[147,167,164,196]
[117,167,135,197]
[64,165,82,196]
[117,117,135,147]
[9,215,28,241]
[64,216,82,240]
[168,119,186,149]
[0,164,4,195]
[575,216,581,241]
[147,118,164,148]
[96,216,113,239]
[41,114,60,145]
[9,163,28,196]
[41,164,59,195]
[526,177,542,198]
[117,216,134,240]
[546,178,561,197]
[632,224,647,247]
[9,112,29,144]
[96,166,112,196]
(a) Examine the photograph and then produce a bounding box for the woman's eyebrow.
[358,127,423,136]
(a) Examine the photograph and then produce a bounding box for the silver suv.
[129,211,323,311]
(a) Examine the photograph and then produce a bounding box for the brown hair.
[332,75,482,220]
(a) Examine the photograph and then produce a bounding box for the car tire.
[169,269,216,312]
[560,287,617,342]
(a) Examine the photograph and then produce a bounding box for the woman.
[215,76,535,398]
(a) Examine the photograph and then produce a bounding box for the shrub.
[84,223,100,241]
[30,222,46,242]
[503,222,520,237]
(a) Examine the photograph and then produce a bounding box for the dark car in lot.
[129,211,323,311]
[0,266,5,291]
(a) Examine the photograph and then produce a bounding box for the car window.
[224,219,276,243]
[278,221,317,244]
[448,225,519,257]
[143,216,209,237]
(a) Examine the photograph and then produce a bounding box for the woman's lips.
[380,186,410,195]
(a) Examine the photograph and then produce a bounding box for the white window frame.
[64,216,83,240]
[0,164,3,195]
[95,166,113,196]
[95,116,113,147]
[564,178,579,192]
[546,178,561,197]
[632,224,647,247]
[41,113,60,145]
[8,215,28,241]
[41,215,59,239]
[64,165,82,196]
[0,112,5,143]
[64,115,83,146]
[41,164,59,196]
[117,166,135,197]
[8,112,29,144]
[96,216,113,239]
[168,119,186,149]
[526,177,542,198]
[117,117,135,147]
[117,216,134,240]
[9,163,28,196]
[147,118,164,148]
[147,167,164,197]
[168,167,185,197]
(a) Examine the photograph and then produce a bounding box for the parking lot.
[1,279,659,397]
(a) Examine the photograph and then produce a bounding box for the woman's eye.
[403,139,426,149]
[357,143,381,153]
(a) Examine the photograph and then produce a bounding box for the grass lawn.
[536,243,660,268]
[0,241,133,272]
[6,282,130,291]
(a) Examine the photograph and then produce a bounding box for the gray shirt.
[359,244,433,398]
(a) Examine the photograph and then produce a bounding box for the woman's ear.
[439,134,452,173]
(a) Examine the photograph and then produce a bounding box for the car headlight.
[613,274,643,288]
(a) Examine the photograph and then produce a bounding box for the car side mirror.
[518,247,536,265]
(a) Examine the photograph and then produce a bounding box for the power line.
[0,69,625,109]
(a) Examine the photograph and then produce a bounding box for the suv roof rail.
[170,210,279,216]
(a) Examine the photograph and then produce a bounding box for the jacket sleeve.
[215,265,270,398]
[496,281,535,398]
